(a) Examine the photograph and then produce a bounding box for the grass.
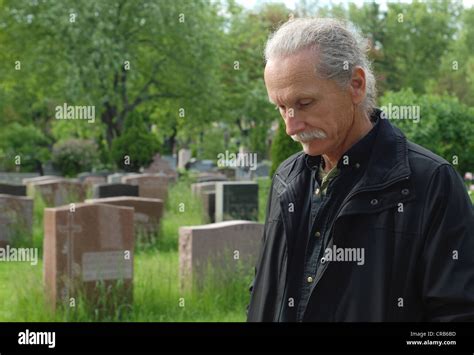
[0,176,272,322]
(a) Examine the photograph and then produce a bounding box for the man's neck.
[322,111,373,172]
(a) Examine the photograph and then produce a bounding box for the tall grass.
[0,176,265,322]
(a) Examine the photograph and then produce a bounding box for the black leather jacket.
[247,110,474,321]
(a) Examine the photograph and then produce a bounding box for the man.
[247,18,474,322]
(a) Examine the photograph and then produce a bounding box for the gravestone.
[215,182,259,222]
[0,183,27,196]
[107,173,130,184]
[217,167,236,180]
[85,196,163,239]
[143,154,178,182]
[83,176,107,189]
[178,149,192,170]
[77,171,111,183]
[24,176,64,197]
[202,191,216,223]
[250,161,271,180]
[0,172,39,185]
[0,194,34,248]
[92,183,139,199]
[43,203,134,311]
[191,181,216,198]
[121,174,168,201]
[195,172,228,183]
[23,175,62,186]
[191,182,218,223]
[179,220,264,290]
[30,180,85,207]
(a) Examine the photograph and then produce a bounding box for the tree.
[0,0,225,154]
[111,113,160,172]
[270,120,301,176]
[0,123,51,173]
[380,88,474,175]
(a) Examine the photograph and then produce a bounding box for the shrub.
[51,139,99,177]
[111,113,160,172]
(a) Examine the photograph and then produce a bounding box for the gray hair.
[264,18,376,116]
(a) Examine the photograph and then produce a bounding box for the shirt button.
[307,276,313,283]
[370,198,379,206]
[315,231,321,237]
[355,163,360,169]
[314,188,320,195]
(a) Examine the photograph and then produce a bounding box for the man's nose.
[284,112,305,136]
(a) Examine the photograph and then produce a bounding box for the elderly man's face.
[265,49,356,157]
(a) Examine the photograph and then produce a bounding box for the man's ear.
[350,66,366,106]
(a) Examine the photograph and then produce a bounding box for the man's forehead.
[268,89,317,104]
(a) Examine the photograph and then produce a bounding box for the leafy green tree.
[0,123,51,173]
[111,113,160,172]
[432,7,474,106]
[379,0,460,94]
[270,120,301,176]
[0,0,225,155]
[380,88,474,175]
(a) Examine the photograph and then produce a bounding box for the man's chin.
[300,140,327,156]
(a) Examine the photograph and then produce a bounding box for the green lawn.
[0,177,271,322]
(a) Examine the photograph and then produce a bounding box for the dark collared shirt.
[284,114,381,322]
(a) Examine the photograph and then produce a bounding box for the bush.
[270,119,301,176]
[111,113,160,172]
[51,139,99,177]
[0,123,50,172]
[380,88,474,175]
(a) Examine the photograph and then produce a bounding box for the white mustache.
[291,129,327,143]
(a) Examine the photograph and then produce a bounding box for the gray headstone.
[195,172,228,183]
[251,161,271,179]
[93,183,139,199]
[202,191,216,223]
[215,182,259,222]
[0,194,34,247]
[107,173,130,184]
[178,149,192,170]
[0,173,39,185]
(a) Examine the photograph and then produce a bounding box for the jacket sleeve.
[420,164,474,321]
[246,177,275,319]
